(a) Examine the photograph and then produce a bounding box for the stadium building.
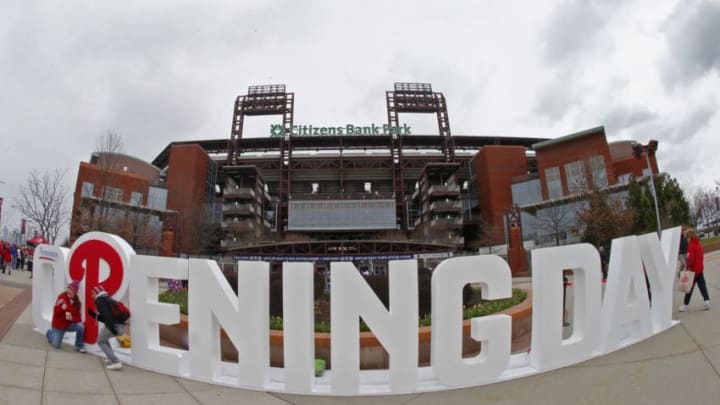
[71,83,657,274]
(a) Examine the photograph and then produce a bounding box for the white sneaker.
[106,362,122,370]
[678,305,689,312]
[704,301,711,310]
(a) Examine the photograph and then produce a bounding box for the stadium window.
[564,160,586,194]
[589,155,608,188]
[312,183,319,194]
[130,191,143,206]
[364,182,372,193]
[81,181,94,197]
[545,167,562,199]
[103,186,124,202]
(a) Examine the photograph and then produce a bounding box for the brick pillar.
[161,230,175,257]
[507,226,528,276]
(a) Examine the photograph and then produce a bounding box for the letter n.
[330,260,418,394]
[188,260,269,388]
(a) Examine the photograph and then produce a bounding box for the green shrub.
[463,288,527,319]
[158,291,189,315]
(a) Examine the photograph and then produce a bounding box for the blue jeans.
[46,323,85,350]
[684,272,710,305]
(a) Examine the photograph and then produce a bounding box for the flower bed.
[158,289,532,369]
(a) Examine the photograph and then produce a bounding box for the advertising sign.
[32,228,681,395]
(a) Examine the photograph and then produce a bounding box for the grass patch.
[701,236,720,246]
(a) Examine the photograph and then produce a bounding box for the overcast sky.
[1,0,719,238]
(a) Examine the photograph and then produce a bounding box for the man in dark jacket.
[678,230,688,273]
[88,285,128,370]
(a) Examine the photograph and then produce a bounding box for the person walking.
[18,248,25,271]
[88,285,130,370]
[0,243,7,273]
[679,228,710,312]
[46,281,86,352]
[678,229,688,274]
[1,243,11,274]
[10,244,18,270]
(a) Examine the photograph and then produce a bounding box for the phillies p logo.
[67,232,132,343]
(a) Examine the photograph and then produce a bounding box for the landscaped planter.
[158,290,532,369]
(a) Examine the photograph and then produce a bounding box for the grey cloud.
[633,105,715,147]
[673,105,716,140]
[602,106,656,131]
[663,0,720,84]
[532,78,577,120]
[640,112,711,186]
[541,0,606,63]
[0,0,318,161]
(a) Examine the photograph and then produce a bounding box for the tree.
[534,202,577,246]
[72,130,126,239]
[577,188,634,250]
[93,130,125,232]
[626,174,691,234]
[191,206,224,255]
[115,209,163,253]
[462,214,501,253]
[14,169,69,244]
[688,187,719,226]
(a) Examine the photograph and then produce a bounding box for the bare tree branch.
[535,203,576,246]
[93,130,125,231]
[14,169,69,244]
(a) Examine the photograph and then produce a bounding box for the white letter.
[330,260,418,394]
[599,236,652,353]
[283,263,315,393]
[188,260,269,388]
[129,255,188,374]
[431,255,511,386]
[638,227,681,333]
[529,244,602,371]
[32,245,69,333]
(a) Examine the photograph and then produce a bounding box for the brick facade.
[473,146,528,243]
[70,162,159,246]
[165,144,210,254]
[534,127,616,199]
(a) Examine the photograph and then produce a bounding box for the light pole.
[633,140,661,235]
[0,180,5,224]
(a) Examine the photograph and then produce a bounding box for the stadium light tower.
[632,140,661,235]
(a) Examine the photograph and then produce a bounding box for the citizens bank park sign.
[32,229,681,395]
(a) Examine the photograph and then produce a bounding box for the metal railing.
[428,185,460,194]
[429,200,462,211]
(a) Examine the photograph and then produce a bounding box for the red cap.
[67,281,80,293]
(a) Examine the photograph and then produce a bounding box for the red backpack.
[110,300,131,323]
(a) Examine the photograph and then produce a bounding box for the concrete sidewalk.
[1,255,719,404]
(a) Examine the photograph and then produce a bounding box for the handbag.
[679,270,695,293]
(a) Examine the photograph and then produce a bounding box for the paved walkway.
[1,254,719,404]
